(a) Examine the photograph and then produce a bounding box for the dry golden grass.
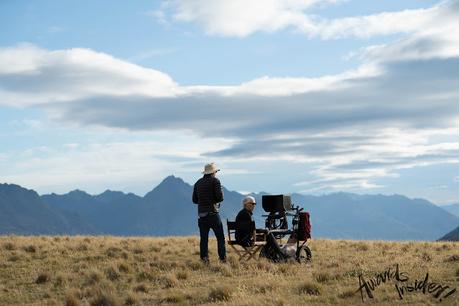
[0,236,457,305]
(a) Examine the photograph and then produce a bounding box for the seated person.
[235,196,258,247]
[235,197,287,261]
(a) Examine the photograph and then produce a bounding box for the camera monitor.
[262,195,292,213]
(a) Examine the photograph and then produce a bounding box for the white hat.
[202,162,220,174]
[242,196,256,205]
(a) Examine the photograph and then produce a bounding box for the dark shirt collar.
[244,208,253,215]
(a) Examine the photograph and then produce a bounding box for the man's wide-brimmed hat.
[202,162,220,174]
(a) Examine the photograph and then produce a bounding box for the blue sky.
[1,0,459,204]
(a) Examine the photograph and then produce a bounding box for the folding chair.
[226,219,266,261]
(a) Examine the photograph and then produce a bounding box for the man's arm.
[213,178,224,203]
[192,183,198,204]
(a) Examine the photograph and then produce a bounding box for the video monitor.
[262,195,292,213]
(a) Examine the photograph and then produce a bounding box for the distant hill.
[290,193,458,240]
[0,183,95,235]
[42,188,144,235]
[438,226,459,241]
[441,203,459,217]
[41,176,244,236]
[1,176,458,240]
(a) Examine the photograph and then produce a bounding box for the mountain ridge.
[1,177,458,240]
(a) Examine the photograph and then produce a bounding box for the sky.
[1,0,459,204]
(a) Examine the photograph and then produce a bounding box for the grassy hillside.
[0,236,457,305]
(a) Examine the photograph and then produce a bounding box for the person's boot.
[201,257,210,265]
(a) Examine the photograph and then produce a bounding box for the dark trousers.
[259,232,288,262]
[198,213,226,260]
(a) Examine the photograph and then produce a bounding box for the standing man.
[192,163,226,263]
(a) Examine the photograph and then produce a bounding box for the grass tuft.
[54,272,67,287]
[445,254,459,262]
[163,290,187,303]
[117,262,130,273]
[8,253,21,262]
[124,293,140,305]
[338,288,355,299]
[175,270,189,280]
[3,242,16,250]
[76,244,88,251]
[35,272,51,284]
[89,289,121,306]
[421,252,432,262]
[23,245,37,253]
[65,293,81,306]
[105,266,120,282]
[297,281,321,295]
[136,271,154,282]
[314,272,332,283]
[133,283,148,293]
[208,286,233,302]
[160,274,179,288]
[84,269,104,286]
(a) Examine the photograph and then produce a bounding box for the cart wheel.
[296,245,312,263]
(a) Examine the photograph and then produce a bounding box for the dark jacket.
[192,174,224,214]
[235,208,255,246]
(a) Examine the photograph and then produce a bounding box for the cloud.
[0,43,180,107]
[146,9,170,26]
[127,47,178,63]
[1,2,459,191]
[154,0,451,39]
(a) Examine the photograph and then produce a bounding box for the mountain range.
[441,203,459,217]
[1,176,458,240]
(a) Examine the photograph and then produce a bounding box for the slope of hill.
[439,226,459,241]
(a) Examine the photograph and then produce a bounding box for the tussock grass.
[133,283,148,293]
[124,293,140,305]
[84,269,104,286]
[208,285,234,302]
[54,272,68,287]
[297,281,321,295]
[105,266,120,282]
[162,289,187,304]
[175,269,189,280]
[314,271,332,283]
[0,236,457,305]
[446,254,459,262]
[2,241,16,250]
[88,286,121,306]
[65,293,81,306]
[338,288,355,299]
[35,271,51,284]
[23,244,37,253]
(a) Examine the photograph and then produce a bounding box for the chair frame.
[226,219,266,261]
